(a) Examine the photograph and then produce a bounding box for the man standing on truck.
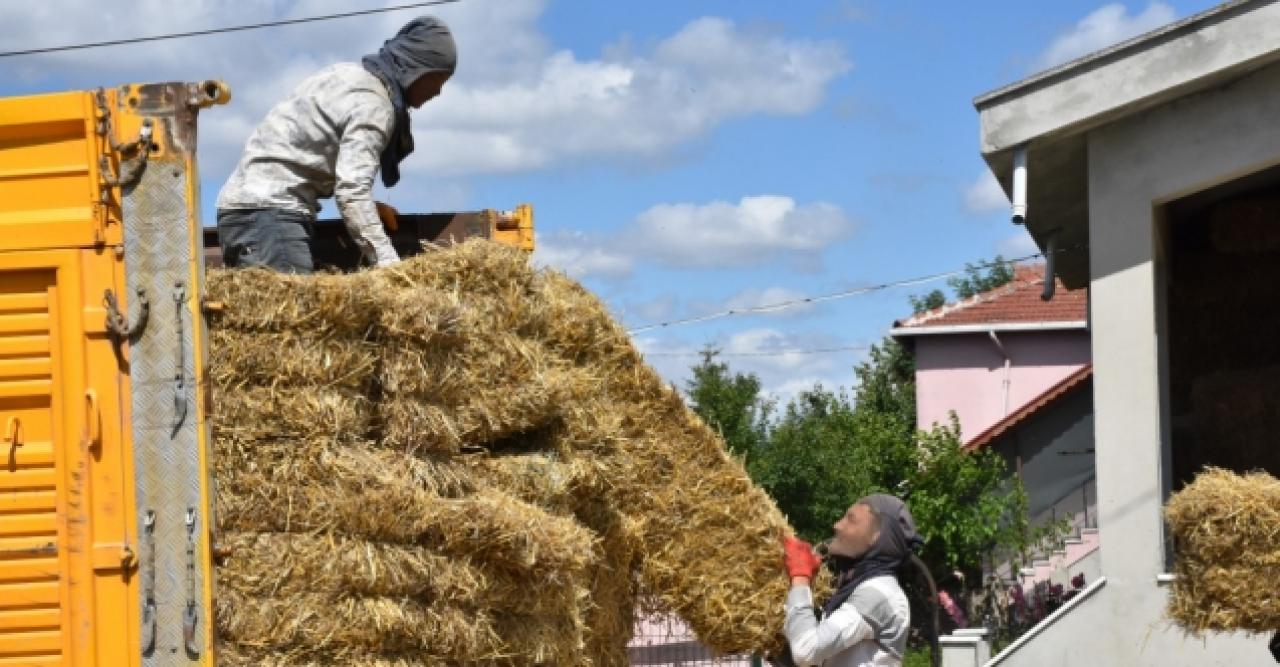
[215,15,456,273]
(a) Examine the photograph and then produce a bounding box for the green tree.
[685,347,771,459]
[909,289,946,314]
[852,339,916,429]
[902,416,1030,575]
[946,256,1014,299]
[689,335,1030,579]
[749,386,875,542]
[909,257,1016,314]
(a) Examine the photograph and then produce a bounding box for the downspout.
[988,330,1012,416]
[1011,146,1028,225]
[1042,231,1059,301]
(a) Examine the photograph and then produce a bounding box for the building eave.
[974,0,1280,290]
[889,321,1087,338]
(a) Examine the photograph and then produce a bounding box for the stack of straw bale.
[1164,467,1280,635]
[207,240,798,665]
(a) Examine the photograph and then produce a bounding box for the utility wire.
[626,245,1084,334]
[0,0,461,58]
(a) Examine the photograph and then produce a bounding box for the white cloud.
[409,17,850,176]
[637,328,863,404]
[630,196,854,268]
[533,230,634,279]
[1038,2,1176,69]
[997,231,1040,258]
[535,195,853,279]
[623,294,679,323]
[964,170,1008,214]
[0,1,849,208]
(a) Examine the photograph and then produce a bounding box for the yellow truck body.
[0,81,228,667]
[0,80,534,666]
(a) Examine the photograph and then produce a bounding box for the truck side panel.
[1,82,223,666]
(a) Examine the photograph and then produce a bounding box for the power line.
[0,0,461,59]
[625,247,1082,334]
[643,345,869,358]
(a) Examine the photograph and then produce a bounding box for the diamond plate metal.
[123,145,209,665]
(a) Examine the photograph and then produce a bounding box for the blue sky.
[1,0,1208,398]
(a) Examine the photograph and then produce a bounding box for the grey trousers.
[215,208,315,274]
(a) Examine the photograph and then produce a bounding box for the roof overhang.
[974,0,1280,288]
[889,321,1087,338]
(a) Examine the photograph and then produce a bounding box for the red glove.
[783,536,821,579]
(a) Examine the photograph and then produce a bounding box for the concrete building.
[952,1,1280,664]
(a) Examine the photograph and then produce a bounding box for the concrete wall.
[913,331,1089,442]
[992,388,1094,522]
[990,54,1280,667]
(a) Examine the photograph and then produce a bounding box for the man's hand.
[783,535,821,582]
[375,201,399,232]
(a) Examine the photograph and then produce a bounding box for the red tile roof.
[965,364,1093,450]
[893,264,1087,330]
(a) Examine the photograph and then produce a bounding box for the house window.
[1164,166,1280,492]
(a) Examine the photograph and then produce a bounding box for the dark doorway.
[1165,165,1280,489]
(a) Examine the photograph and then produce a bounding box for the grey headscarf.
[822,494,924,615]
[362,16,457,187]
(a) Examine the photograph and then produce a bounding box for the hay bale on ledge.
[1164,467,1280,634]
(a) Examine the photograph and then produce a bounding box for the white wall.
[990,52,1280,667]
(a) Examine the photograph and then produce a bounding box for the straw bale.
[217,643,453,667]
[1164,467,1280,634]
[575,503,643,667]
[219,472,591,575]
[217,531,481,600]
[209,329,377,390]
[206,267,381,336]
[211,387,372,442]
[220,530,589,614]
[216,589,502,660]
[530,274,794,654]
[217,467,596,574]
[375,240,540,301]
[371,284,466,345]
[469,452,597,512]
[375,329,580,453]
[210,241,801,662]
[378,386,568,453]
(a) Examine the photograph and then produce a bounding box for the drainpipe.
[1042,231,1059,302]
[1011,146,1028,225]
[988,330,1012,416]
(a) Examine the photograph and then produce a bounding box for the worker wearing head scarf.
[362,15,456,189]
[216,16,456,273]
[781,494,939,667]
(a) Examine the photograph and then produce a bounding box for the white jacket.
[217,63,399,266]
[784,575,910,666]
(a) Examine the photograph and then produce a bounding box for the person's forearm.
[791,576,811,587]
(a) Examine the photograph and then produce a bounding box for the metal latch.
[4,417,21,463]
[104,287,149,341]
[182,507,201,656]
[171,283,188,435]
[91,542,137,573]
[140,510,157,656]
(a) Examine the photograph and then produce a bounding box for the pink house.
[890,265,1089,442]
[891,266,1099,589]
